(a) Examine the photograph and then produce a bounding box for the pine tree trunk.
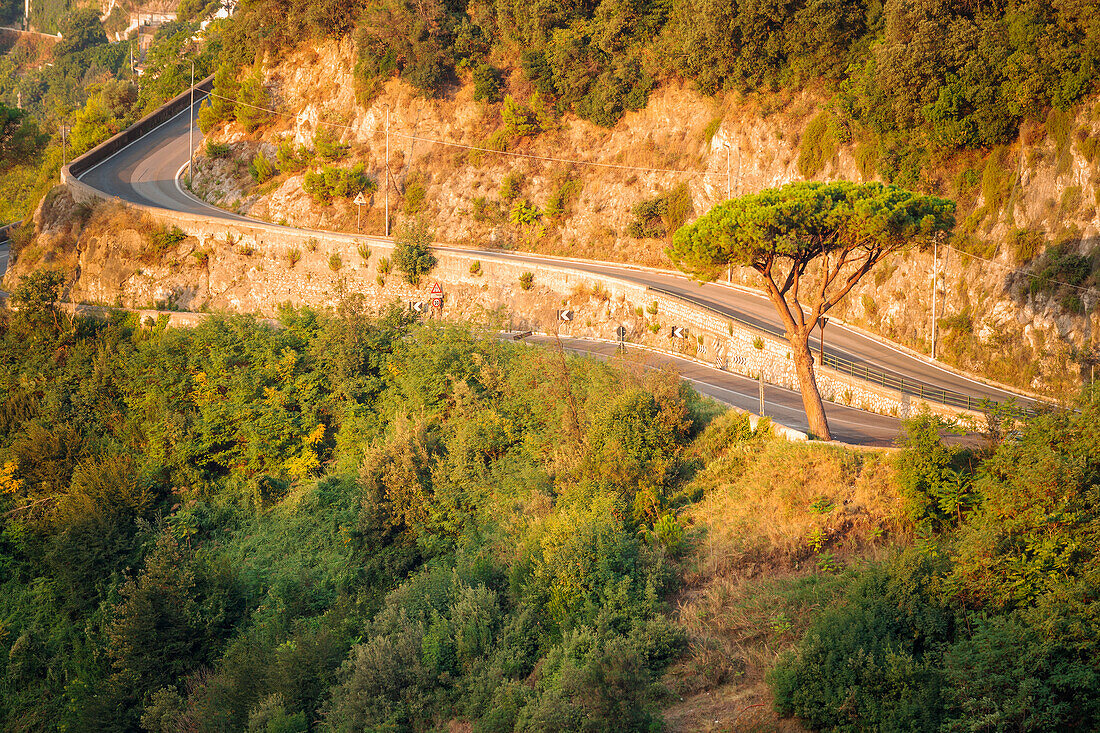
[789,330,832,441]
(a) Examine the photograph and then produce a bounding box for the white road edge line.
[121,101,1028,405]
[78,99,205,181]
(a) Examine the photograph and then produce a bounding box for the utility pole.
[725,142,731,201]
[60,123,67,166]
[819,317,828,366]
[759,370,765,416]
[931,239,938,360]
[736,143,742,196]
[384,107,390,237]
[187,59,195,187]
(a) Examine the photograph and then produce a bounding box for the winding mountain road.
[72,93,1040,444]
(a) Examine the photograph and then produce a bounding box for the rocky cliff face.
[13,40,1100,397]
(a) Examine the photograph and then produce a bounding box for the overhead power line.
[204,92,1100,298]
[944,244,1100,297]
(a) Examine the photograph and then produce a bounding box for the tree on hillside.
[0,103,45,166]
[667,182,955,440]
[11,268,65,334]
[57,8,108,56]
[393,218,436,286]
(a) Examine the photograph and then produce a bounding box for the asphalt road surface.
[528,335,906,446]
[75,93,1040,425]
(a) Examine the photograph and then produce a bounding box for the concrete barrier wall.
[64,74,215,180]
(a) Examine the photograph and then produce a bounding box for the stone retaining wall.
[58,86,984,428]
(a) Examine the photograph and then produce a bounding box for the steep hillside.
[181,40,1100,398]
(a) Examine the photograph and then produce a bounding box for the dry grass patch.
[663,429,903,731]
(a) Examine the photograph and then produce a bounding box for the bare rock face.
[16,37,1100,397]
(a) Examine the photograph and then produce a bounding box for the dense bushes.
[392,218,437,285]
[772,396,1100,730]
[0,288,719,730]
[302,163,374,203]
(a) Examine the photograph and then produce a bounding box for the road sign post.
[557,309,573,322]
[429,282,443,314]
[616,325,627,354]
[354,191,367,232]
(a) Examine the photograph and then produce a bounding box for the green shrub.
[235,71,270,133]
[626,183,693,238]
[797,112,842,179]
[198,64,238,134]
[469,260,481,275]
[313,126,348,161]
[205,140,231,159]
[472,63,502,103]
[328,252,342,271]
[770,554,955,731]
[393,220,436,285]
[519,271,533,290]
[249,153,275,183]
[303,164,375,204]
[277,140,312,172]
[1007,228,1045,264]
[895,412,977,531]
[286,247,301,266]
[501,95,541,138]
[146,225,187,261]
[403,174,427,215]
[499,171,524,202]
[377,256,391,275]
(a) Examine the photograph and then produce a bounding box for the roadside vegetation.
[0,9,224,223]
[1,268,1097,729]
[0,271,718,730]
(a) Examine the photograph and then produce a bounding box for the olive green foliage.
[313,126,348,161]
[668,181,956,283]
[276,139,313,172]
[797,112,844,179]
[0,301,718,730]
[1008,227,1045,264]
[472,63,502,103]
[0,103,45,167]
[205,140,231,159]
[392,218,437,285]
[403,173,427,215]
[9,268,65,334]
[236,71,270,132]
[199,64,241,134]
[773,391,1100,730]
[770,554,955,731]
[894,412,977,531]
[34,0,1090,185]
[57,8,108,56]
[627,183,693,239]
[303,164,375,203]
[1027,242,1096,299]
[66,79,141,157]
[499,170,525,202]
[249,152,276,183]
